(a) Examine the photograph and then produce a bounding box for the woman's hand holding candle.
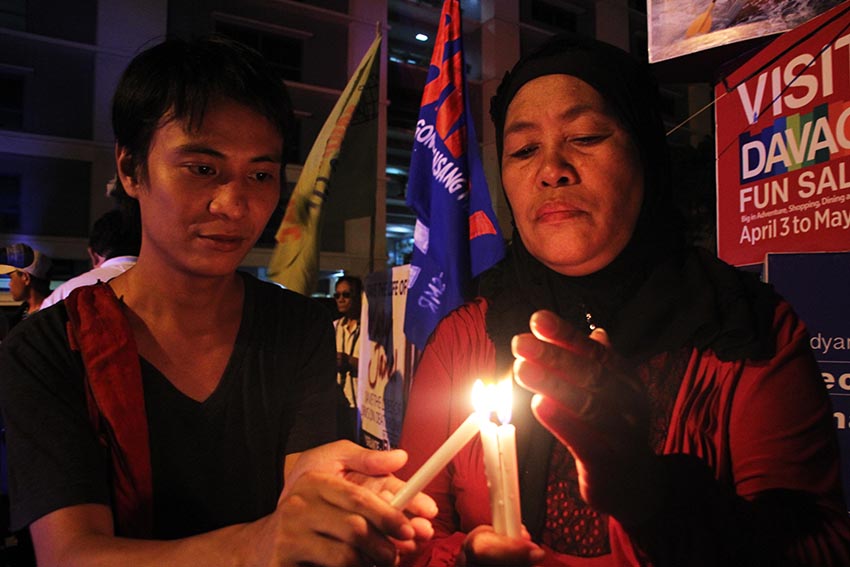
[460,525,546,566]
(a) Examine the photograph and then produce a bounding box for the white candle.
[480,377,522,538]
[497,423,522,538]
[480,419,507,534]
[391,412,481,509]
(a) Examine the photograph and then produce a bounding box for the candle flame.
[495,377,513,425]
[471,377,513,425]
[472,379,489,417]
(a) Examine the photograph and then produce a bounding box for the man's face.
[119,98,283,279]
[335,281,353,315]
[8,271,27,301]
[501,74,644,276]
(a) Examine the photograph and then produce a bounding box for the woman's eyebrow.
[504,104,597,137]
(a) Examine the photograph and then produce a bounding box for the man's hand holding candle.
[511,310,663,527]
[252,441,437,566]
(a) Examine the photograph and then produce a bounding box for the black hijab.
[481,34,779,537]
[482,33,777,369]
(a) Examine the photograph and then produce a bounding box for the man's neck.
[25,291,45,314]
[110,264,244,333]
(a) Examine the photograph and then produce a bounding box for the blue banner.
[404,0,504,350]
[765,251,850,511]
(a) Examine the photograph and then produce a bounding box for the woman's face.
[501,74,644,276]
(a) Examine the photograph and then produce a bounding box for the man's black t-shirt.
[0,273,337,537]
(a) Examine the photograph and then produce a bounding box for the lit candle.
[479,418,507,533]
[481,378,522,538]
[391,380,488,509]
[496,378,522,538]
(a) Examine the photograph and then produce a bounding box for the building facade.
[0,0,712,298]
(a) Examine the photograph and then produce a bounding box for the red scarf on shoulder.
[65,283,153,538]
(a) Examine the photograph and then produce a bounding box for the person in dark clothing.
[398,34,850,566]
[0,36,435,567]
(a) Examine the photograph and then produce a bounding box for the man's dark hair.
[112,35,296,186]
[336,275,363,297]
[89,208,142,259]
[28,274,51,297]
[336,275,363,318]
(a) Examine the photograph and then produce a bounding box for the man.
[0,36,434,567]
[0,246,51,330]
[40,207,141,310]
[333,275,363,441]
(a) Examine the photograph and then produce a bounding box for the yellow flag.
[268,31,382,294]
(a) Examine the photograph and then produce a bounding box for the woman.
[398,34,850,566]
[334,275,363,441]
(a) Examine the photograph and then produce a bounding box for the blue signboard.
[765,251,850,510]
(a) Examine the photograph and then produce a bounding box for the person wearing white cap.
[0,246,51,332]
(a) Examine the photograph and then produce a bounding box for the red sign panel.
[715,1,850,266]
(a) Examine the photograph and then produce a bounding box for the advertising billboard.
[715,1,850,266]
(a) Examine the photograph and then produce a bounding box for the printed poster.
[765,251,850,509]
[715,1,850,267]
[357,265,418,449]
[649,0,843,63]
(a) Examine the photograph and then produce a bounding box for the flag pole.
[370,20,381,274]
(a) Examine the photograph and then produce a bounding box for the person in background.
[398,34,850,566]
[0,247,51,332]
[0,244,50,564]
[0,36,434,567]
[334,275,363,442]
[0,245,51,563]
[40,206,141,310]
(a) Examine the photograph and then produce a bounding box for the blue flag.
[404,0,505,350]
